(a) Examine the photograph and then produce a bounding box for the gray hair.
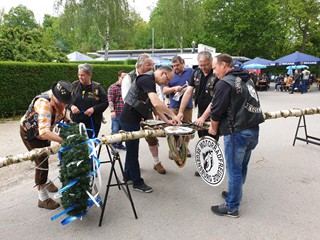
[197,51,213,62]
[136,53,153,68]
[78,63,93,74]
[157,65,173,73]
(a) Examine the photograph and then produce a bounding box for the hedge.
[1,61,134,117]
[70,59,137,65]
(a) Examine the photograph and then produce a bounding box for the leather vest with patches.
[124,71,154,118]
[193,69,217,108]
[218,75,265,136]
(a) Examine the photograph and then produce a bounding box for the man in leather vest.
[209,54,264,218]
[177,51,219,176]
[122,53,167,175]
[120,66,181,193]
[20,81,74,210]
[178,51,218,136]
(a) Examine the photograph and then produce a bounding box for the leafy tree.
[0,27,67,62]
[55,0,129,59]
[201,0,289,59]
[133,21,152,49]
[0,7,5,26]
[2,5,39,31]
[149,0,204,51]
[286,0,320,53]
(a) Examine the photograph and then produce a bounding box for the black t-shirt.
[120,74,156,124]
[189,69,215,112]
[210,80,232,122]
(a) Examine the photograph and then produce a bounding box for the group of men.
[107,51,264,218]
[20,51,264,218]
[289,67,311,94]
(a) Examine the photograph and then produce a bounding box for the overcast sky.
[0,0,158,23]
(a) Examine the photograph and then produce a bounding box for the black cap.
[51,81,74,104]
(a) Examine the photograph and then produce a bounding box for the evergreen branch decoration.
[59,123,92,216]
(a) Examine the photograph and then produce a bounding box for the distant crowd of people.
[249,68,317,94]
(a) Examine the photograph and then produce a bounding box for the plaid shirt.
[34,98,54,136]
[107,82,124,115]
[34,98,64,136]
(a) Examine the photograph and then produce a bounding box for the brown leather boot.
[153,162,166,174]
[38,198,60,210]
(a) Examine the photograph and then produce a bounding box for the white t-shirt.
[302,69,310,80]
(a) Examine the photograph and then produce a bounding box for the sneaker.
[211,203,239,218]
[153,162,166,174]
[38,198,60,210]
[133,183,153,193]
[194,171,200,177]
[45,181,58,193]
[187,149,191,158]
[222,191,228,199]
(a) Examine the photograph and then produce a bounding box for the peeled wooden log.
[0,129,166,168]
[0,144,61,168]
[263,107,320,120]
[1,107,320,168]
[100,129,166,144]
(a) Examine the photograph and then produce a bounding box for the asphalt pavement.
[0,83,320,240]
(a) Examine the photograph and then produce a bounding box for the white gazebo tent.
[67,51,93,61]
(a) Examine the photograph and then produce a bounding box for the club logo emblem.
[195,136,225,186]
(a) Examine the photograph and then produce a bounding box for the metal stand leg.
[98,144,138,227]
[293,115,320,146]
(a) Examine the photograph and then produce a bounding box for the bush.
[70,60,126,65]
[0,61,134,117]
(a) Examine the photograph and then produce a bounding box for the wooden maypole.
[0,129,166,168]
[1,107,320,168]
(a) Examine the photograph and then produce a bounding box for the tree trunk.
[104,24,109,61]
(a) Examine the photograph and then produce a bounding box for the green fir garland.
[59,123,92,216]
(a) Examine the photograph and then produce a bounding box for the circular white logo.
[195,136,226,186]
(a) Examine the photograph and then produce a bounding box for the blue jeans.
[111,114,122,147]
[301,80,308,93]
[120,118,144,186]
[224,126,260,211]
[291,81,303,93]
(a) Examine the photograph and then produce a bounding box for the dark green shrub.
[0,62,134,117]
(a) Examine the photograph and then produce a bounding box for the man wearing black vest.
[209,54,264,218]
[20,81,74,210]
[122,53,167,175]
[178,51,219,176]
[120,66,181,193]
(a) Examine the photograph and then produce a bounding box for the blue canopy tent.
[272,51,320,66]
[233,60,243,68]
[243,63,267,69]
[286,65,309,75]
[243,57,273,66]
[286,65,309,70]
